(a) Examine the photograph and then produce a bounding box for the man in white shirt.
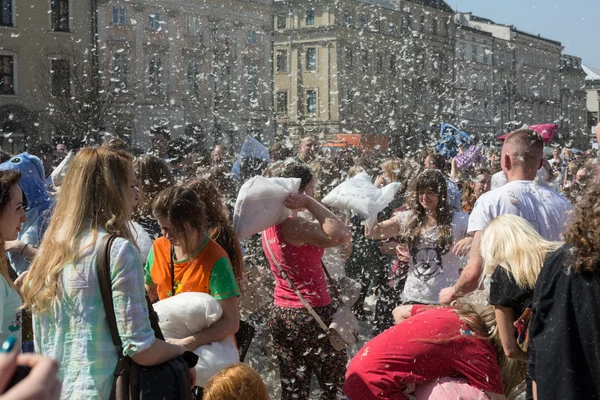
[439,129,573,304]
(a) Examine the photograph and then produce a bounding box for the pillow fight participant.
[0,153,54,277]
[262,161,351,400]
[22,148,192,400]
[203,363,270,400]
[529,182,600,400]
[183,178,244,285]
[440,129,574,305]
[461,167,491,214]
[145,186,240,349]
[480,214,563,399]
[423,152,462,211]
[296,135,318,164]
[132,154,176,238]
[0,170,26,345]
[344,304,521,400]
[368,169,469,307]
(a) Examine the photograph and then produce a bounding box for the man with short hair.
[439,129,573,304]
[297,135,318,163]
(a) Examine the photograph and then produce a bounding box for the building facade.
[584,64,600,141]
[455,13,587,144]
[97,0,275,150]
[559,54,587,147]
[274,0,456,151]
[0,0,94,152]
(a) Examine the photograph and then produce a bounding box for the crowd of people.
[0,121,598,400]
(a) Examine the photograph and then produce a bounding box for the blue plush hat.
[0,153,52,210]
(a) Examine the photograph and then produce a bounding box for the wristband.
[20,244,28,255]
[181,350,199,368]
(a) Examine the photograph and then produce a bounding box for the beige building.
[97,0,275,150]
[0,0,94,152]
[584,64,600,142]
[274,0,456,150]
[455,13,587,145]
[559,54,587,148]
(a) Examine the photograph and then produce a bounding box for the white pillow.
[322,171,400,229]
[153,292,240,387]
[233,175,301,240]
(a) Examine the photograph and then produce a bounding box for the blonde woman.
[22,148,191,400]
[480,214,562,398]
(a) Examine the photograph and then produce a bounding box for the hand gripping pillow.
[233,176,301,240]
[322,171,400,230]
[153,292,239,387]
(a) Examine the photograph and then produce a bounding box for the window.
[51,59,70,97]
[482,49,489,65]
[148,13,162,31]
[458,43,466,60]
[306,9,315,26]
[346,90,353,114]
[306,90,317,114]
[362,49,368,72]
[376,53,383,74]
[112,6,127,25]
[432,17,437,35]
[388,22,396,35]
[345,47,353,69]
[471,45,478,62]
[111,53,129,91]
[1,0,13,27]
[419,15,426,31]
[359,15,366,30]
[390,54,396,75]
[276,49,287,73]
[51,0,69,32]
[186,60,202,99]
[372,18,380,32]
[306,47,317,71]
[247,29,257,45]
[247,66,259,106]
[187,16,201,36]
[0,56,14,95]
[148,56,164,95]
[343,10,351,27]
[277,91,288,114]
[276,13,286,29]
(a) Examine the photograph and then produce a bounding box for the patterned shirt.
[33,232,155,400]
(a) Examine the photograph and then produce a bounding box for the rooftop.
[584,64,600,82]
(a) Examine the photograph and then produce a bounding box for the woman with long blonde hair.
[22,147,190,400]
[480,214,562,399]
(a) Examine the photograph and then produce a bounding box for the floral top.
[33,232,155,400]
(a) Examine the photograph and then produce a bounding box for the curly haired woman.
[529,182,600,400]
[368,169,469,305]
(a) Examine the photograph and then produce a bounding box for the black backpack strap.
[97,234,122,350]
[96,234,128,400]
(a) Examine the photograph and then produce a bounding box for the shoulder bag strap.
[170,246,176,297]
[262,232,330,334]
[96,234,127,400]
[97,234,122,350]
[320,262,345,306]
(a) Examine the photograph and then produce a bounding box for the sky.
[454,0,600,69]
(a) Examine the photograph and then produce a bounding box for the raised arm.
[439,230,484,304]
[282,193,351,248]
[365,215,401,240]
